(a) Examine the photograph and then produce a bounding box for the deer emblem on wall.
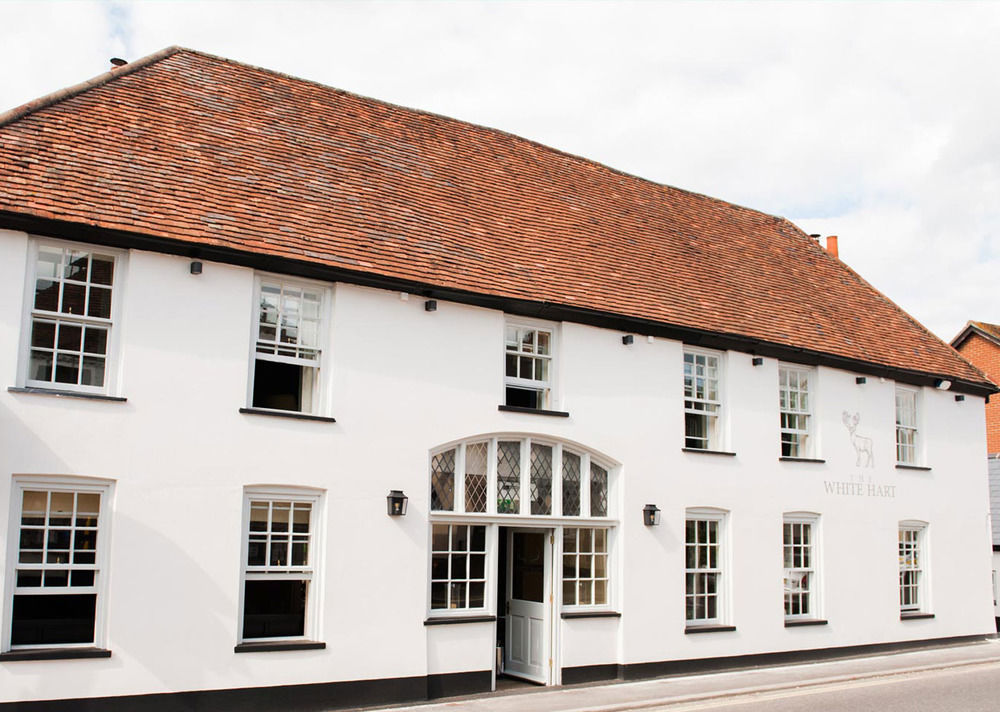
[842,411,874,468]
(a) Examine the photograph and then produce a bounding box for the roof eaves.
[951,322,1000,350]
[0,46,184,129]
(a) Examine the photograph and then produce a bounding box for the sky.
[1,0,997,342]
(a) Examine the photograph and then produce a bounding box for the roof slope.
[0,47,991,390]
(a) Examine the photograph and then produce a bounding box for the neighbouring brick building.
[0,47,997,711]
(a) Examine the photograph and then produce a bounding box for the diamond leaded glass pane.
[590,462,608,517]
[430,449,455,511]
[562,451,581,516]
[530,443,553,515]
[497,441,521,514]
[465,442,488,513]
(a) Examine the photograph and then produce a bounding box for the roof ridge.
[0,46,183,129]
[170,47,789,225]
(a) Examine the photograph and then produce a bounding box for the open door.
[504,529,550,684]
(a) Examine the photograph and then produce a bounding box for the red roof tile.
[0,47,992,391]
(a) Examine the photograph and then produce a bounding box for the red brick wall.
[957,333,1000,454]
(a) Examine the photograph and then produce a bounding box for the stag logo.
[842,411,874,468]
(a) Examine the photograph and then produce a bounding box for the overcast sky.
[1,1,997,341]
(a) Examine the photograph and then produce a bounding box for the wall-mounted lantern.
[642,504,660,526]
[190,261,203,275]
[387,490,409,516]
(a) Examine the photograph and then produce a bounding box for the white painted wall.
[0,230,994,703]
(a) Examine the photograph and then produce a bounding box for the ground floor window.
[562,528,609,606]
[685,510,726,625]
[431,524,487,610]
[783,515,818,619]
[5,478,111,650]
[241,490,320,641]
[899,522,927,613]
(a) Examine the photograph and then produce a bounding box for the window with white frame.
[250,279,324,414]
[899,523,927,613]
[684,349,722,450]
[429,438,613,518]
[430,524,487,610]
[240,490,321,641]
[895,388,919,465]
[23,243,119,393]
[4,478,111,650]
[504,322,553,409]
[562,528,609,607]
[783,515,818,619]
[685,510,726,625]
[779,366,812,458]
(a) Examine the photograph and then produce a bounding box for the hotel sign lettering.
[823,480,896,498]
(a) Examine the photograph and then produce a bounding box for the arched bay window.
[430,436,614,518]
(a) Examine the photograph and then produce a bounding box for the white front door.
[504,529,550,684]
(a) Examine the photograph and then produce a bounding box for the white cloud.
[0,0,997,340]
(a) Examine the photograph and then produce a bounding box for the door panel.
[504,530,549,684]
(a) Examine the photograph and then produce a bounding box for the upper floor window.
[779,366,812,458]
[3,477,112,651]
[895,388,919,465]
[430,436,613,518]
[22,243,121,394]
[684,349,722,450]
[249,278,325,415]
[240,489,321,642]
[504,322,553,409]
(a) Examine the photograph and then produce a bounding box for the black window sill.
[234,641,326,653]
[895,464,932,472]
[424,615,496,626]
[785,619,828,627]
[900,612,935,620]
[684,625,736,634]
[682,448,736,457]
[561,611,622,620]
[779,457,826,464]
[0,647,111,662]
[498,405,569,418]
[8,386,126,403]
[239,407,336,423]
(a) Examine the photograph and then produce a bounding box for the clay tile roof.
[0,47,994,393]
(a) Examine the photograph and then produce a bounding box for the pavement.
[354,637,1000,712]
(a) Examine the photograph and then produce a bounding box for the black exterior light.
[190,261,203,275]
[856,377,867,385]
[751,357,763,366]
[424,300,437,312]
[955,394,965,402]
[622,335,634,345]
[642,504,661,526]
[387,490,408,516]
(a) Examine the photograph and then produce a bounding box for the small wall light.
[751,357,763,367]
[934,379,952,390]
[855,377,867,385]
[190,261,203,275]
[387,490,408,516]
[622,334,634,345]
[955,394,965,402]
[642,504,661,526]
[424,300,437,312]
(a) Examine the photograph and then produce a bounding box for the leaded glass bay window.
[684,350,721,450]
[505,324,553,409]
[251,280,324,414]
[27,245,117,392]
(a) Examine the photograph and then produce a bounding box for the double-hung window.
[3,478,112,651]
[779,366,812,458]
[895,388,919,465]
[783,515,818,620]
[504,322,554,410]
[250,278,325,415]
[683,349,722,450]
[430,524,487,611]
[22,242,120,394]
[240,490,321,642]
[562,528,609,607]
[899,523,927,615]
[685,510,726,626]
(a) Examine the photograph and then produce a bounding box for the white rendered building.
[0,48,996,711]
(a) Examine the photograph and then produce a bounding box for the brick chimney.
[825,235,839,258]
